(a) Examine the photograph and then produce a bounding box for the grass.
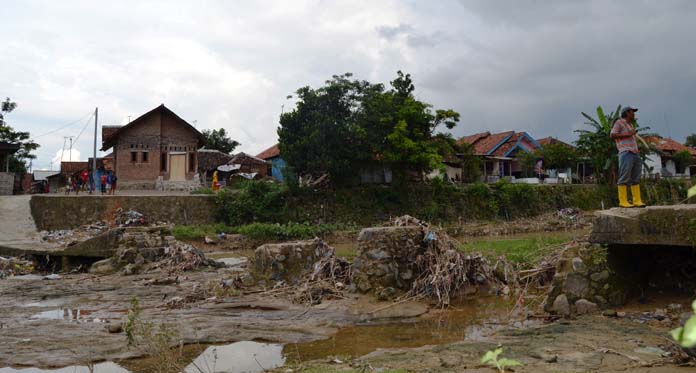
[172,222,351,241]
[458,232,576,268]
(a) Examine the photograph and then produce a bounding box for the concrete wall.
[0,172,14,195]
[30,195,217,230]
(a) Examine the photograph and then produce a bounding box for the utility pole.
[93,107,98,194]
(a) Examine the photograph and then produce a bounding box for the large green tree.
[278,72,460,184]
[0,98,39,173]
[536,142,577,170]
[201,128,240,154]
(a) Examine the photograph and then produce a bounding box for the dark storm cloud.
[2,1,695,169]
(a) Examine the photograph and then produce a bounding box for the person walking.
[108,171,117,195]
[610,106,646,208]
[99,170,107,195]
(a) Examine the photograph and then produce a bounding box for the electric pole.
[93,107,98,193]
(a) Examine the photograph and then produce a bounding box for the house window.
[130,151,138,163]
[141,151,149,163]
[189,152,196,172]
[161,152,167,171]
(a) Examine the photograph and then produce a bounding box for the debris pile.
[114,208,146,227]
[90,225,219,275]
[40,221,108,247]
[353,215,506,306]
[0,256,35,279]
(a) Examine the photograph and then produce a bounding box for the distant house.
[197,148,234,186]
[228,152,269,179]
[459,131,540,182]
[644,136,696,177]
[0,142,21,195]
[100,104,206,189]
[256,143,285,182]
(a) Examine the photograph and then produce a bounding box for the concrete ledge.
[30,195,217,230]
[589,204,696,247]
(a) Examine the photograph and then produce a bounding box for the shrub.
[190,187,214,195]
[215,181,286,225]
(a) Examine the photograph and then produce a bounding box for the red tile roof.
[537,137,575,148]
[256,143,281,160]
[644,136,696,156]
[459,131,514,155]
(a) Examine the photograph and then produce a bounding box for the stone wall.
[30,195,216,230]
[0,172,14,195]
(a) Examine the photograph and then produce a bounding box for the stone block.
[575,299,598,314]
[253,238,333,284]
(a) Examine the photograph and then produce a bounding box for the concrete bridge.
[589,204,696,247]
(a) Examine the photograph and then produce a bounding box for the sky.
[2,0,696,170]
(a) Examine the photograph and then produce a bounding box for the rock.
[375,286,396,301]
[204,236,217,245]
[593,295,607,305]
[253,239,334,283]
[575,299,598,315]
[89,258,116,274]
[107,323,123,333]
[551,294,570,316]
[590,270,610,283]
[571,257,586,272]
[563,273,590,300]
[602,309,618,317]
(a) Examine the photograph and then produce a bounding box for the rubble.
[353,215,506,306]
[0,256,35,279]
[89,225,220,275]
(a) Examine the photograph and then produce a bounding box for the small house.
[256,143,286,182]
[459,131,540,182]
[100,104,206,189]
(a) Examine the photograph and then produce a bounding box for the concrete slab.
[589,204,696,247]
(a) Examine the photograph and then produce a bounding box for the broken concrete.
[590,204,696,247]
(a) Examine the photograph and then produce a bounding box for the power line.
[73,112,95,143]
[31,110,94,140]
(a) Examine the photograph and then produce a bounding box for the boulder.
[575,299,598,314]
[551,294,570,316]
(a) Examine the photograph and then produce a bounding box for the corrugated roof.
[256,143,281,160]
[60,161,88,174]
[33,170,60,181]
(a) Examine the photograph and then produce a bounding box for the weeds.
[480,347,522,372]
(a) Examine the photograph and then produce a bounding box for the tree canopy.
[536,142,577,170]
[278,72,460,184]
[0,98,39,173]
[201,128,240,154]
[685,134,696,148]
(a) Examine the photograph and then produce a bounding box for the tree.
[278,71,460,185]
[0,98,39,173]
[575,105,654,184]
[518,150,538,178]
[672,150,694,174]
[201,128,240,154]
[536,142,577,170]
[685,134,696,148]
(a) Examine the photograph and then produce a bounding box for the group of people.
[65,167,117,195]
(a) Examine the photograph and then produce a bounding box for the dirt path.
[0,195,42,250]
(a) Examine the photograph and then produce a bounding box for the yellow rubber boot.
[631,184,646,208]
[618,185,633,208]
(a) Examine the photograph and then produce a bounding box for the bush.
[215,181,286,225]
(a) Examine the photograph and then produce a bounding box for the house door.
[170,154,186,181]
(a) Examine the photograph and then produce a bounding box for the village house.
[644,136,696,178]
[459,131,541,182]
[100,104,206,190]
[256,143,286,182]
[197,148,234,186]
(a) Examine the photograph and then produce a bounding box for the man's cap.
[621,106,638,116]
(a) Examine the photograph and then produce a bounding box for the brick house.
[101,104,206,189]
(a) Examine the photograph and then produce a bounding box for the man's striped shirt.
[611,119,639,154]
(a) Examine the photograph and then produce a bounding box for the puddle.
[0,362,128,372]
[182,341,284,373]
[29,308,111,323]
[285,295,518,362]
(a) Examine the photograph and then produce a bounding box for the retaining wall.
[30,195,217,230]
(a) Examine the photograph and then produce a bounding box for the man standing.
[610,106,646,208]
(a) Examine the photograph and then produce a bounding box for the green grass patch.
[190,187,215,195]
[459,232,575,268]
[172,222,349,241]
